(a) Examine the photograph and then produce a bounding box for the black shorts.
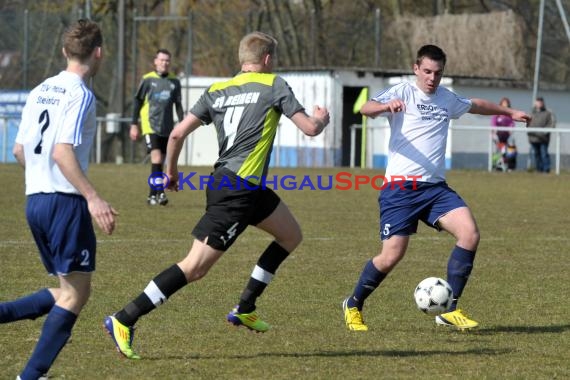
[144,133,169,154]
[192,167,281,251]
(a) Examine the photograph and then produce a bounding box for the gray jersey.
[191,72,304,181]
[133,71,182,136]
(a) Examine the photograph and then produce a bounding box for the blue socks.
[19,305,77,380]
[347,246,475,313]
[347,260,387,310]
[0,288,55,323]
[446,245,476,311]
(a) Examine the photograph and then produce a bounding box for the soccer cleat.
[226,306,270,333]
[103,315,141,359]
[158,192,168,206]
[17,376,48,380]
[342,298,368,331]
[435,309,479,330]
[147,195,158,206]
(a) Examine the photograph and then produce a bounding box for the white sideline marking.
[2,235,570,247]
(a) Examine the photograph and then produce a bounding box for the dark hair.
[499,97,511,107]
[416,44,446,66]
[63,19,102,62]
[156,48,171,57]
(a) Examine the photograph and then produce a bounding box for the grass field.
[1,164,569,380]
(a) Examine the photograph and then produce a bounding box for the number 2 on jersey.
[34,110,50,154]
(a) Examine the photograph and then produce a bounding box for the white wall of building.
[179,76,226,167]
[179,71,570,170]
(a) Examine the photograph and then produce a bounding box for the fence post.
[350,124,356,168]
[555,130,560,175]
[96,118,102,164]
[487,131,493,172]
[1,117,7,163]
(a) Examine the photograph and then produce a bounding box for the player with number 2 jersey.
[8,19,117,379]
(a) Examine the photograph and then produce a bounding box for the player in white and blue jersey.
[2,20,117,380]
[343,45,531,331]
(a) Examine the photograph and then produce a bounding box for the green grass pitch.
[1,164,569,379]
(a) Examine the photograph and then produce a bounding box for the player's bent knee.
[457,231,479,251]
[279,227,302,252]
[56,291,90,312]
[185,270,208,282]
[291,227,303,247]
[467,229,480,248]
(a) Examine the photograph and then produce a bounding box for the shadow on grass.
[474,324,570,335]
[145,347,513,361]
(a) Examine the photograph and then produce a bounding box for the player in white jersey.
[3,20,117,380]
[342,45,531,331]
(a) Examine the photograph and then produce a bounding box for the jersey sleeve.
[131,78,149,123]
[272,76,305,118]
[173,78,182,104]
[190,88,214,125]
[55,85,94,147]
[447,93,472,119]
[369,84,406,117]
[134,78,149,101]
[15,102,32,144]
[371,84,402,104]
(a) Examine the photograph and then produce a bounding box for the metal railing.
[350,124,570,175]
[0,114,137,164]
[3,115,570,175]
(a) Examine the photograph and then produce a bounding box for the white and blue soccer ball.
[414,277,453,315]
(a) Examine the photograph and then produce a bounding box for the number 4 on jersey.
[223,106,244,150]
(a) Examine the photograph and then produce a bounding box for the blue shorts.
[378,181,467,240]
[26,193,96,275]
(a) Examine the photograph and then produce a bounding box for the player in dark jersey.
[104,31,330,359]
[130,48,184,206]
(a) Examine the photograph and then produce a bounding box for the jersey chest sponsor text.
[416,103,449,122]
[35,83,67,106]
[212,91,261,108]
[150,90,175,102]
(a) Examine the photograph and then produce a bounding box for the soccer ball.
[414,277,453,315]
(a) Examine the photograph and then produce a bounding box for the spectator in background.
[491,97,517,171]
[491,97,515,144]
[130,48,184,206]
[527,97,555,173]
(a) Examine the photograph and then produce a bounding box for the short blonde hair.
[238,31,277,65]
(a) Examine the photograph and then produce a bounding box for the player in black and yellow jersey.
[130,48,184,206]
[105,31,330,359]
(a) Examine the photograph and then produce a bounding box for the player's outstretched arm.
[290,105,330,136]
[470,98,531,123]
[165,112,202,192]
[360,99,405,118]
